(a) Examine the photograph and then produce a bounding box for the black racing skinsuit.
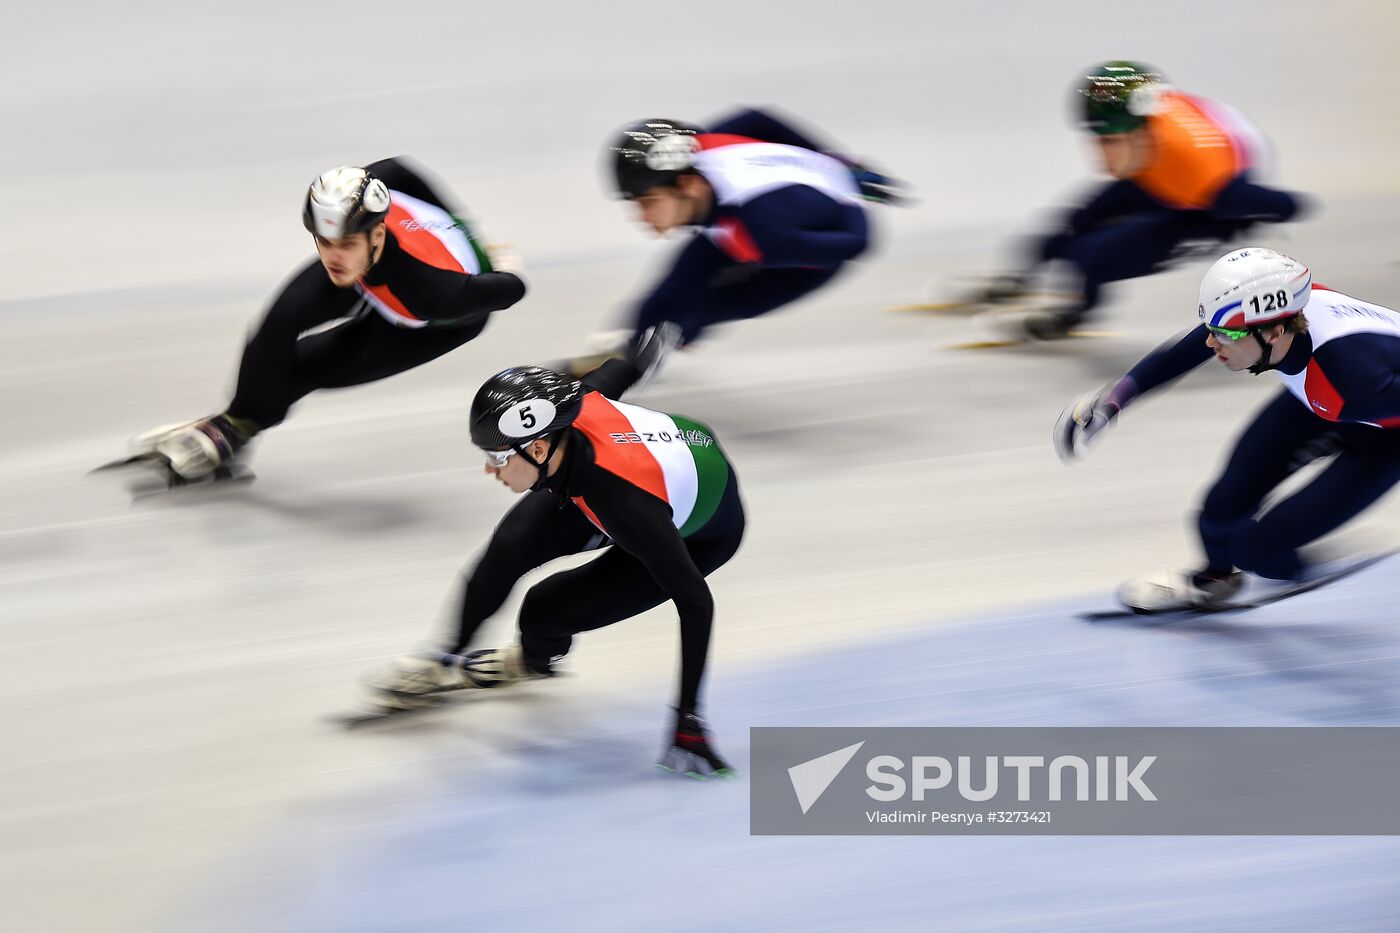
[448,361,745,713]
[226,157,525,429]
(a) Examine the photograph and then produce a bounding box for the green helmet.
[1078,61,1165,135]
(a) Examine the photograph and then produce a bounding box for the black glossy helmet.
[609,119,705,199]
[469,366,584,451]
[1079,61,1165,135]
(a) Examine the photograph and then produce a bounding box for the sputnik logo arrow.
[788,741,865,814]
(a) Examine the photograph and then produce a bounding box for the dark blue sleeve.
[738,186,869,269]
[710,107,826,151]
[627,232,839,341]
[1313,334,1400,425]
[631,235,733,334]
[1122,324,1216,401]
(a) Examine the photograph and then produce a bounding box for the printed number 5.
[519,405,536,429]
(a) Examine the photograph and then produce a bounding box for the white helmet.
[302,166,391,239]
[1197,247,1311,331]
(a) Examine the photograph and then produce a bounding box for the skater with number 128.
[1057,247,1400,612]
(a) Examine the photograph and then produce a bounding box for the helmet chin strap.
[515,434,564,492]
[1247,330,1276,375]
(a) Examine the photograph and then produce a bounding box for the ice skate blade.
[943,330,1119,351]
[332,706,442,729]
[1082,550,1399,622]
[888,292,1079,317]
[90,451,254,500]
[89,453,166,475]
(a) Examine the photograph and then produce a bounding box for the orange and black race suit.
[226,157,525,428]
[1033,91,1304,322]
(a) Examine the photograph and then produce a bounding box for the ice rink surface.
[6,2,1400,930]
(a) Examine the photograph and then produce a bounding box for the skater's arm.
[368,238,526,325]
[368,156,526,319]
[630,234,732,337]
[738,187,869,268]
[1313,334,1400,425]
[1057,324,1211,463]
[414,267,527,325]
[585,471,715,712]
[711,107,826,151]
[1119,324,1216,403]
[227,261,362,426]
[579,361,642,399]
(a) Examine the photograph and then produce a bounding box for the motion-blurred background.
[5,2,1400,930]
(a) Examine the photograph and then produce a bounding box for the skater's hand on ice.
[657,708,735,779]
[1054,385,1121,463]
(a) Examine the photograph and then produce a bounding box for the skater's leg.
[517,522,744,669]
[1198,391,1331,573]
[1234,436,1400,579]
[1055,213,1207,321]
[629,234,839,345]
[446,490,602,653]
[1031,179,1159,270]
[671,266,839,343]
[226,261,361,429]
[288,312,488,397]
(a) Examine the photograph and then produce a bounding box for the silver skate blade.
[127,469,256,502]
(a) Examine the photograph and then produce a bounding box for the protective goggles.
[482,448,519,469]
[1206,324,1252,342]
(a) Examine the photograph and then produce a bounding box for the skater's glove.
[1054,384,1121,463]
[657,708,735,779]
[826,153,910,206]
[630,321,683,387]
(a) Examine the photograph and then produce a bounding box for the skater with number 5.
[365,353,744,778]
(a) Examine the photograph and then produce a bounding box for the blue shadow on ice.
[183,565,1400,932]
